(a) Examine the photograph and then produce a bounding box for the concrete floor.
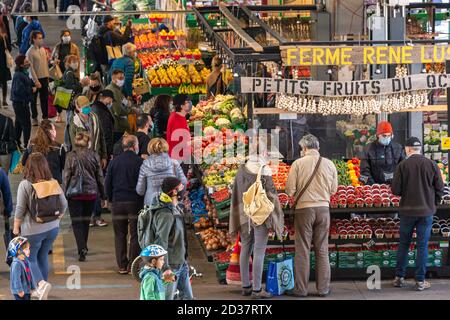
[1,9,450,301]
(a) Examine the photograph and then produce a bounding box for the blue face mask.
[81,106,91,115]
[379,136,392,146]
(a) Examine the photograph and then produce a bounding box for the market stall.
[185,4,450,283]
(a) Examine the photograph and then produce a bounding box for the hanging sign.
[240,74,450,97]
[281,45,450,66]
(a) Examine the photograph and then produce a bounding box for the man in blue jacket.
[19,16,45,55]
[110,42,138,98]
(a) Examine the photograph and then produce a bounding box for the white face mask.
[116,79,125,87]
[62,36,71,44]
[70,62,78,70]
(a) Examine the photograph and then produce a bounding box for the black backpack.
[87,34,108,66]
[29,180,63,223]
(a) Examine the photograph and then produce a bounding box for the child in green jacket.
[139,244,175,300]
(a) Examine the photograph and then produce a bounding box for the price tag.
[208,187,214,195]
[279,113,297,120]
[441,137,450,150]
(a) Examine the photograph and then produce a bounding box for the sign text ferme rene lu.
[240,74,450,97]
[281,45,450,66]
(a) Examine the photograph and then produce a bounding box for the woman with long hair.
[13,152,67,300]
[22,119,66,184]
[149,94,171,138]
[63,131,105,262]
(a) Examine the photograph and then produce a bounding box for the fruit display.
[330,184,400,209]
[132,78,149,95]
[147,61,210,88]
[441,184,450,205]
[346,158,361,187]
[269,162,291,191]
[333,160,351,186]
[437,162,449,183]
[211,188,230,203]
[423,120,448,162]
[203,169,238,189]
[193,217,213,230]
[332,158,361,187]
[199,228,233,251]
[268,224,295,241]
[190,95,244,129]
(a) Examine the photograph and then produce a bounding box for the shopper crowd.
[0,9,446,301]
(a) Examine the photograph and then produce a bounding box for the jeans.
[111,201,141,270]
[14,294,31,300]
[240,224,268,292]
[68,199,96,254]
[165,262,194,300]
[12,101,31,149]
[64,109,73,150]
[91,197,102,219]
[38,0,48,11]
[31,77,49,120]
[26,227,59,283]
[396,215,433,282]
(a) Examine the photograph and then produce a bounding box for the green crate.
[408,260,416,267]
[212,198,231,210]
[338,261,365,269]
[214,261,229,272]
[216,207,230,220]
[329,252,338,260]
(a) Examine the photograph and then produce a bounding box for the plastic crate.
[216,207,230,220]
[212,198,231,210]
[214,261,229,272]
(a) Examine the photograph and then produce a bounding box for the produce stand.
[182,3,450,282]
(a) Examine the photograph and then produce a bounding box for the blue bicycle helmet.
[8,236,28,258]
[140,245,168,258]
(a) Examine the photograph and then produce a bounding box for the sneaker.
[251,290,273,299]
[32,119,39,126]
[118,268,128,275]
[89,219,95,227]
[242,287,252,296]
[95,218,108,227]
[37,281,52,300]
[55,115,63,123]
[415,281,431,291]
[285,289,307,297]
[393,277,405,288]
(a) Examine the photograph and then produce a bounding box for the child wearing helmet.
[8,236,36,300]
[139,244,174,300]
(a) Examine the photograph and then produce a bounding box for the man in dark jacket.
[391,137,445,291]
[91,90,115,160]
[149,176,192,300]
[105,134,143,274]
[97,15,132,82]
[360,121,406,185]
[113,113,152,159]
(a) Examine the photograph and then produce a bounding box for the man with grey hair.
[285,134,338,297]
[391,137,444,291]
[110,42,138,98]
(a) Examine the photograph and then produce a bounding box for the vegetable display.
[330,184,400,209]
[199,228,233,251]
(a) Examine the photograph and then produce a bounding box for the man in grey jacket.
[149,176,192,300]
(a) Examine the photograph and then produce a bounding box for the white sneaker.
[31,290,40,300]
[37,281,52,300]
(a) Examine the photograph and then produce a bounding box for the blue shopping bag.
[266,255,295,296]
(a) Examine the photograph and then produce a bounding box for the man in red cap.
[360,121,406,185]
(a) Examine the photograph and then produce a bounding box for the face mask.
[81,106,91,115]
[23,63,30,69]
[135,148,139,155]
[90,85,101,92]
[35,39,43,47]
[70,62,78,70]
[379,136,392,146]
[115,79,125,87]
[187,101,193,112]
[106,103,113,110]
[169,103,174,112]
[177,189,186,201]
[115,26,121,32]
[62,36,71,43]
